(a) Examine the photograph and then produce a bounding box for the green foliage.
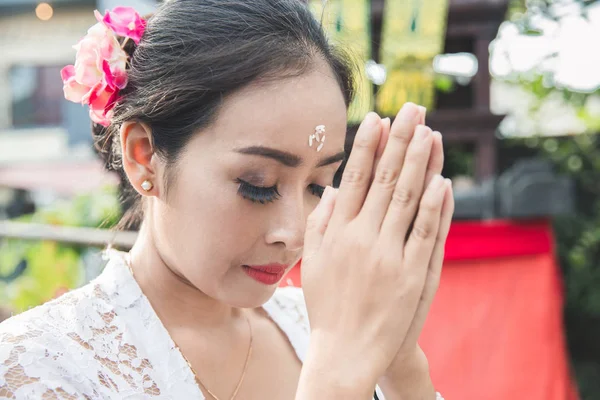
[0,185,121,313]
[25,187,122,228]
[0,241,81,312]
[509,0,600,25]
[434,74,456,94]
[503,0,600,130]
[444,143,475,178]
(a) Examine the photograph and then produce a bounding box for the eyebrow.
[235,146,346,168]
[316,150,347,167]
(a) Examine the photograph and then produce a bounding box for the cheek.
[155,169,266,266]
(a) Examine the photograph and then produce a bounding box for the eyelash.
[308,183,325,198]
[236,179,325,204]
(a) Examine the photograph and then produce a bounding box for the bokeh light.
[35,3,53,21]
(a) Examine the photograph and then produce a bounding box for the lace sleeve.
[0,325,97,399]
[1,253,203,400]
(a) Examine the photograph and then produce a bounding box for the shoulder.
[0,283,109,398]
[262,286,310,360]
[0,280,101,344]
[0,275,114,342]
[268,286,309,327]
[271,285,306,308]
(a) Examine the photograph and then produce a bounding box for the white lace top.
[0,250,386,399]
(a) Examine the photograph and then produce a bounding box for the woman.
[0,1,453,399]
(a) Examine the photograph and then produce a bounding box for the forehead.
[201,66,348,159]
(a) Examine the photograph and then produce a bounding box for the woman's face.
[149,65,348,307]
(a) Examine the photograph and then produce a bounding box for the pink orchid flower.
[61,7,145,126]
[61,21,129,126]
[95,6,146,45]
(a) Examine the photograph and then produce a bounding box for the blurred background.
[0,0,599,399]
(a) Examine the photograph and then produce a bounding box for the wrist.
[379,347,435,400]
[297,331,380,400]
[384,346,431,381]
[298,358,375,400]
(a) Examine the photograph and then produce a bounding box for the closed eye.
[236,179,281,204]
[236,179,326,204]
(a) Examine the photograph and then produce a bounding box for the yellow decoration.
[377,0,449,116]
[310,0,373,124]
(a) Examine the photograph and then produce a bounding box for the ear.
[120,121,158,196]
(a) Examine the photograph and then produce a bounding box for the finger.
[400,180,453,346]
[401,174,446,283]
[371,117,391,184]
[360,103,422,226]
[375,117,391,161]
[424,131,444,186]
[330,112,381,225]
[402,130,442,241]
[303,186,338,261]
[379,125,434,238]
[424,179,454,290]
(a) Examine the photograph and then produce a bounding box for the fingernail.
[415,125,430,140]
[398,103,419,122]
[434,131,442,141]
[358,113,381,141]
[445,178,452,187]
[382,117,391,127]
[363,112,381,128]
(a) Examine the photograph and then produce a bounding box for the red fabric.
[281,219,579,400]
[444,219,553,261]
[421,252,576,400]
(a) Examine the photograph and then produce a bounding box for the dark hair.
[94,0,355,230]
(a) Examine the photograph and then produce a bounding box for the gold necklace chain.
[125,254,253,400]
[190,316,253,400]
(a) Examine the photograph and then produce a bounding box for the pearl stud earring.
[141,180,153,191]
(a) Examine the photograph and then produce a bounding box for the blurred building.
[0,0,157,162]
[0,0,98,164]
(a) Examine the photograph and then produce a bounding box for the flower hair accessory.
[61,7,146,127]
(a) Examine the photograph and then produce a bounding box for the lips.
[243,263,287,285]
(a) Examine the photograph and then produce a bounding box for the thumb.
[303,186,337,263]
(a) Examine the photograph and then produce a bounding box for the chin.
[228,284,279,309]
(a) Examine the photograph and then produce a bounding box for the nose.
[264,193,307,252]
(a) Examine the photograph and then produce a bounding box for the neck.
[128,222,242,331]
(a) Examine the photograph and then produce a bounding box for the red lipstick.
[243,264,286,285]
